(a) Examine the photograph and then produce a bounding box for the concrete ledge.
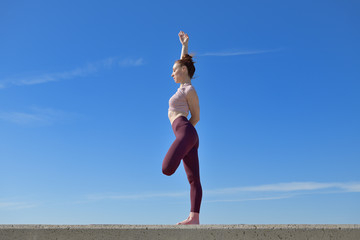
[1,224,359,240]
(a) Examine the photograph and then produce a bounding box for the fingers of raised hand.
[178,31,189,44]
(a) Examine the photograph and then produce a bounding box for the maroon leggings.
[162,116,202,213]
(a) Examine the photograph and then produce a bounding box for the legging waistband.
[171,116,198,140]
[171,115,188,126]
[172,116,192,131]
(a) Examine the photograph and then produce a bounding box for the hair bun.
[182,54,193,60]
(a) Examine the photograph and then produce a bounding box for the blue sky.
[0,0,359,224]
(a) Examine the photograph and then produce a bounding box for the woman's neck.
[180,78,191,88]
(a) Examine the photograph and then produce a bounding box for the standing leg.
[177,140,202,225]
[183,144,202,213]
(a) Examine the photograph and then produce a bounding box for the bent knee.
[162,167,175,176]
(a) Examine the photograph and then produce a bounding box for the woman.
[162,31,202,225]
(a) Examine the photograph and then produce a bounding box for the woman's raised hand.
[179,31,189,45]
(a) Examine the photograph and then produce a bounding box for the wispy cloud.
[205,195,294,203]
[0,57,144,89]
[203,181,360,203]
[206,182,360,195]
[84,181,360,204]
[118,57,144,67]
[198,48,284,57]
[0,106,76,126]
[0,201,37,210]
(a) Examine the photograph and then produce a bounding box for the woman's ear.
[182,65,187,73]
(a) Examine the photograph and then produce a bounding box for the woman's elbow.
[192,114,200,122]
[192,116,200,125]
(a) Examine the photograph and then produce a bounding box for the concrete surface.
[0,224,359,240]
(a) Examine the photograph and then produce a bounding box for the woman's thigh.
[163,137,189,173]
[163,130,197,174]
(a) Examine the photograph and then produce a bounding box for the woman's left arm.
[187,89,200,127]
[179,31,189,59]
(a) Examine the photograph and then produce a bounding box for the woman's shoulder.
[183,85,198,101]
[186,85,197,95]
[178,83,195,94]
[182,83,196,92]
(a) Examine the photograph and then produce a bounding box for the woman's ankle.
[189,212,199,218]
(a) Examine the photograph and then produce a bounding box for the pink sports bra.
[168,83,195,114]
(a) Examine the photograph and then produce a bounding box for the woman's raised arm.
[178,31,189,59]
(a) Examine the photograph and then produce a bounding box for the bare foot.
[176,212,200,225]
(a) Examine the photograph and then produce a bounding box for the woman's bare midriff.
[168,110,189,125]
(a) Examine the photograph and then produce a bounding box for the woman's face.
[171,62,186,83]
